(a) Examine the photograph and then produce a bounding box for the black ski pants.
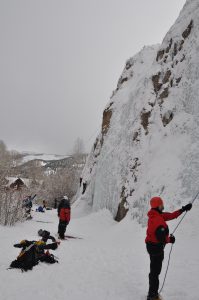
[146,243,164,297]
[58,220,68,239]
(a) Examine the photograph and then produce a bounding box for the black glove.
[14,243,23,248]
[181,203,192,212]
[44,242,58,250]
[169,235,175,244]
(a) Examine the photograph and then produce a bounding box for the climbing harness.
[159,191,199,294]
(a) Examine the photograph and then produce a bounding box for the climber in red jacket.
[145,197,192,300]
[57,196,71,239]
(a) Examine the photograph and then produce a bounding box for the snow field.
[0,199,199,300]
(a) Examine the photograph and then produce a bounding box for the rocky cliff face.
[77,0,199,223]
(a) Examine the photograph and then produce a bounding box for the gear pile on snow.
[10,230,59,271]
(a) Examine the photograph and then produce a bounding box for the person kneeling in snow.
[145,197,192,300]
[37,229,60,263]
[10,230,59,271]
[57,196,71,239]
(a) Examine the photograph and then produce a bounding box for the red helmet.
[150,197,164,208]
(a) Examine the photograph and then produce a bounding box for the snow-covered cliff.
[77,0,199,223]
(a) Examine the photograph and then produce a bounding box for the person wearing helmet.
[145,197,192,300]
[57,196,71,239]
[38,229,56,243]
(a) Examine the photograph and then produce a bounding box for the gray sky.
[0,0,186,155]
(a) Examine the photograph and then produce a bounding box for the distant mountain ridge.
[21,152,70,164]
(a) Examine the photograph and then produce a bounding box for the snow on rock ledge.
[77,0,199,224]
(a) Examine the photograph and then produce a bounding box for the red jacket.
[145,209,182,244]
[59,208,71,223]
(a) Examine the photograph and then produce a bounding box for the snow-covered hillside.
[0,202,199,300]
[77,0,199,223]
[22,153,69,164]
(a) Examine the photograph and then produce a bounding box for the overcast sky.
[0,0,186,155]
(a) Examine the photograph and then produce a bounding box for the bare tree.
[39,167,79,206]
[23,160,44,182]
[0,190,25,225]
[0,140,22,181]
[0,140,11,182]
[0,140,25,225]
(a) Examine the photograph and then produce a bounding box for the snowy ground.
[0,201,199,300]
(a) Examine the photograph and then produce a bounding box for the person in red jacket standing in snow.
[145,197,192,300]
[57,196,71,239]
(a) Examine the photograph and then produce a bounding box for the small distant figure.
[57,195,71,239]
[23,194,37,219]
[80,177,83,187]
[36,206,45,213]
[54,198,58,209]
[38,229,56,243]
[43,200,47,209]
[23,194,36,209]
[82,181,87,194]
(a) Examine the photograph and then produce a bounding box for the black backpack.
[10,239,58,271]
[10,241,39,271]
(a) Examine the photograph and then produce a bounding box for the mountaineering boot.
[147,294,162,300]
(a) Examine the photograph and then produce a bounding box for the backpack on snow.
[10,240,58,271]
[10,240,39,271]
